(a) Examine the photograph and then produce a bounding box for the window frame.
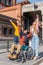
[2,24,14,37]
[8,27,14,37]
[2,25,8,36]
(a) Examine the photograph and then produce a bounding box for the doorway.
[23,10,42,29]
[23,10,42,44]
[23,12,34,31]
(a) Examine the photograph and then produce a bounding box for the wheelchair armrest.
[25,46,29,51]
[25,46,32,51]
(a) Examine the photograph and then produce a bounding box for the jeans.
[14,36,19,44]
[31,35,39,57]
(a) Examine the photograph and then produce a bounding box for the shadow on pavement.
[38,52,43,59]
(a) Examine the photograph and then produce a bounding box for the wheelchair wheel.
[18,50,26,63]
[26,47,33,59]
[21,57,26,63]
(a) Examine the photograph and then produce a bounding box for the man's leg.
[16,44,22,54]
[10,43,17,54]
[12,44,22,59]
[7,43,18,58]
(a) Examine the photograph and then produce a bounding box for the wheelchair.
[17,45,33,63]
[8,37,33,63]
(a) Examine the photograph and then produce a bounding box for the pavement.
[0,44,43,65]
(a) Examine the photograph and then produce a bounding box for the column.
[12,0,16,6]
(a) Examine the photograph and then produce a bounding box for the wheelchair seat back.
[22,46,28,51]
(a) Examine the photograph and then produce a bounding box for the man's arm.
[17,20,21,26]
[10,20,17,28]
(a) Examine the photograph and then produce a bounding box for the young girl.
[31,22,39,60]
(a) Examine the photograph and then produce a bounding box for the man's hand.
[10,19,12,23]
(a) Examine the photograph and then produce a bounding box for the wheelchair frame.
[18,46,33,63]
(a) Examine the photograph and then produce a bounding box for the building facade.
[0,0,43,42]
[0,0,30,37]
[22,2,43,41]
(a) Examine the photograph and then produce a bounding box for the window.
[4,0,7,5]
[8,0,11,6]
[1,0,5,3]
[2,26,14,36]
[4,0,9,6]
[0,0,1,2]
[0,0,12,6]
[0,0,6,5]
[3,28,7,35]
[5,0,12,6]
[9,28,13,35]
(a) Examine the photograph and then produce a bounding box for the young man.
[7,19,22,59]
[10,19,20,44]
[7,29,32,59]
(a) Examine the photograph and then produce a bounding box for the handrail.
[0,38,14,52]
[0,39,14,41]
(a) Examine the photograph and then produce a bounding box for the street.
[0,44,43,65]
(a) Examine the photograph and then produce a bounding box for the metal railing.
[0,38,14,53]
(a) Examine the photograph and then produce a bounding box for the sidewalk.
[0,45,43,65]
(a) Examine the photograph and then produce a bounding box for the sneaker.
[7,53,12,58]
[12,54,17,59]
